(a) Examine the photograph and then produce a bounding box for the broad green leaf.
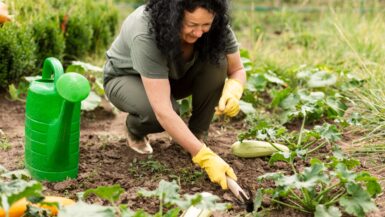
[253,189,263,211]
[139,180,181,204]
[280,93,300,110]
[1,180,42,206]
[355,172,382,197]
[163,208,181,217]
[298,90,324,103]
[65,65,86,75]
[334,163,356,183]
[314,205,341,217]
[176,192,227,211]
[8,84,18,101]
[239,100,256,115]
[325,96,347,118]
[269,151,292,165]
[179,99,191,116]
[83,185,124,203]
[271,88,292,108]
[296,70,311,79]
[339,183,378,217]
[120,205,150,217]
[307,71,337,88]
[247,74,267,92]
[264,71,286,86]
[314,124,341,142]
[93,78,105,96]
[81,91,102,111]
[58,201,115,217]
[302,163,329,185]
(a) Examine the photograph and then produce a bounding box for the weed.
[0,129,11,151]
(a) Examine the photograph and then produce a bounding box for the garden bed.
[0,93,384,216]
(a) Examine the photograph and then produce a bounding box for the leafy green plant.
[62,13,93,60]
[65,61,105,111]
[64,180,228,217]
[128,156,170,178]
[0,166,43,215]
[32,16,65,68]
[0,129,11,151]
[0,22,36,89]
[255,148,381,217]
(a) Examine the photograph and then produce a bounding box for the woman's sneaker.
[126,130,153,154]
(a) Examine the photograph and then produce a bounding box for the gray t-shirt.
[105,5,239,80]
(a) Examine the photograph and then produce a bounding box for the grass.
[231,1,385,145]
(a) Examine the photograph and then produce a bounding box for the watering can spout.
[49,72,91,168]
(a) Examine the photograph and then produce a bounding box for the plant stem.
[307,141,327,155]
[324,190,346,206]
[315,183,341,201]
[302,139,318,150]
[290,160,298,174]
[159,193,164,216]
[289,189,303,203]
[297,114,307,147]
[271,199,310,213]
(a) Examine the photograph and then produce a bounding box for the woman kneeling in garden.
[103,0,246,190]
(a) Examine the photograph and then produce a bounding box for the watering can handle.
[41,57,64,83]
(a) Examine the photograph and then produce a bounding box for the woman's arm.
[141,76,203,156]
[226,50,246,84]
[215,51,247,117]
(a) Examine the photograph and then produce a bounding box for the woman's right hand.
[192,145,237,189]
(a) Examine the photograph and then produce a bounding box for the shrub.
[0,23,36,89]
[63,13,93,60]
[32,17,65,68]
[87,3,118,53]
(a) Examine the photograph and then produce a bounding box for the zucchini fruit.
[231,140,289,158]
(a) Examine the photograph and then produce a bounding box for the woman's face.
[181,7,215,44]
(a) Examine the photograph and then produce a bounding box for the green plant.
[128,156,170,178]
[0,130,11,151]
[32,16,65,68]
[0,165,43,215]
[0,22,36,89]
[62,13,93,60]
[255,148,381,217]
[66,180,228,217]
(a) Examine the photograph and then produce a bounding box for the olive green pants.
[104,57,227,138]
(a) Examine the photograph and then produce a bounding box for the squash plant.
[57,180,228,217]
[254,148,381,217]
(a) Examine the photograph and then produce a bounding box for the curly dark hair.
[145,0,230,70]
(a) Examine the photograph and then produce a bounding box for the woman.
[104,0,246,190]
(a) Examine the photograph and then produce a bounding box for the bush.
[87,3,119,53]
[0,23,36,89]
[63,13,93,60]
[32,17,65,68]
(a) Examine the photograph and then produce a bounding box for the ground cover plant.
[1,0,385,216]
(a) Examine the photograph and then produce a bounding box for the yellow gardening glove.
[215,79,243,117]
[192,145,237,189]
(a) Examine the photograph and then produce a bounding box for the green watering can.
[25,57,90,182]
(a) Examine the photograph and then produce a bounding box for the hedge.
[0,0,118,89]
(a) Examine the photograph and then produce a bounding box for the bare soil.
[0,93,384,216]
